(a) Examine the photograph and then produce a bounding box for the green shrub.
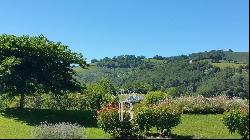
[144,91,168,105]
[134,105,181,136]
[0,95,6,110]
[62,93,88,110]
[85,78,117,111]
[97,108,137,138]
[0,94,14,111]
[1,91,116,111]
[166,87,181,97]
[34,122,85,139]
[21,93,89,110]
[223,107,249,139]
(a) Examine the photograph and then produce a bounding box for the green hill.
[74,50,249,98]
[224,52,249,64]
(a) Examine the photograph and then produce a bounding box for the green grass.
[0,109,242,139]
[2,108,97,127]
[0,109,109,139]
[73,65,98,73]
[0,114,110,139]
[85,127,111,139]
[172,114,241,139]
[0,113,34,139]
[210,62,247,69]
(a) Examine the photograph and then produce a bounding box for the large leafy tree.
[0,34,87,109]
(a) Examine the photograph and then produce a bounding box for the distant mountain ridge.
[91,50,248,69]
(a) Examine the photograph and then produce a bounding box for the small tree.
[85,78,117,111]
[0,34,87,109]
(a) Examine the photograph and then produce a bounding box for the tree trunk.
[19,93,25,110]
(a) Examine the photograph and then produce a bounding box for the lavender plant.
[34,121,85,139]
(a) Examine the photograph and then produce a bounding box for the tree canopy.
[0,34,87,109]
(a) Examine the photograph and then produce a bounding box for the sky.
[0,0,249,62]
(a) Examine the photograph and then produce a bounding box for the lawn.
[0,108,110,139]
[0,115,110,139]
[0,109,241,139]
[172,114,241,139]
[0,113,34,139]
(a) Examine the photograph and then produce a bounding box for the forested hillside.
[75,50,249,98]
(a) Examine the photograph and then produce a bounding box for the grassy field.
[211,62,247,69]
[0,108,241,139]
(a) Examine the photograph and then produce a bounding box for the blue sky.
[0,0,249,62]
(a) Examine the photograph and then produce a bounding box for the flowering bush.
[156,95,248,114]
[97,102,119,115]
[34,121,85,139]
[97,103,138,138]
[134,105,181,136]
[223,107,249,139]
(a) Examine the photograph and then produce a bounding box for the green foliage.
[188,50,249,64]
[24,93,88,110]
[166,87,181,97]
[0,94,15,110]
[97,108,137,138]
[189,50,225,61]
[75,50,249,98]
[0,34,87,108]
[196,67,249,98]
[224,52,249,64]
[0,95,7,110]
[97,55,146,68]
[85,78,117,111]
[144,91,168,104]
[134,105,181,136]
[223,108,249,139]
[0,57,21,79]
[34,122,85,139]
[93,103,187,138]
